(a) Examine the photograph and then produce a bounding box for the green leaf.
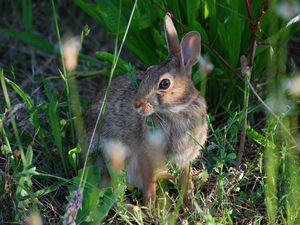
[125,31,158,65]
[227,153,237,160]
[246,125,276,150]
[4,78,38,130]
[199,170,209,182]
[44,78,68,174]
[49,97,62,151]
[48,96,68,174]
[16,146,34,209]
[205,0,217,37]
[4,78,50,156]
[89,187,118,224]
[73,0,126,34]
[73,0,160,65]
[75,166,101,223]
[71,165,120,224]
[68,145,81,171]
[25,145,33,165]
[217,10,244,67]
[229,124,238,141]
[22,0,33,32]
[186,0,201,28]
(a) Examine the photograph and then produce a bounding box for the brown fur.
[85,14,207,206]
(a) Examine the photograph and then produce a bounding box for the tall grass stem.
[51,0,71,176]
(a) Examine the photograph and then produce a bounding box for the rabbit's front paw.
[179,167,195,208]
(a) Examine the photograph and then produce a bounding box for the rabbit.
[85,14,207,206]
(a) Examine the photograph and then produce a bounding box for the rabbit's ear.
[164,14,181,58]
[180,31,201,68]
[136,71,144,81]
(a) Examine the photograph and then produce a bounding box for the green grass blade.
[22,0,33,33]
[1,69,27,168]
[186,0,201,28]
[48,96,68,175]
[5,78,39,131]
[4,77,51,157]
[265,119,279,224]
[0,115,17,171]
[33,180,69,198]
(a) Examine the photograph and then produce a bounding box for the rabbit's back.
[85,74,145,152]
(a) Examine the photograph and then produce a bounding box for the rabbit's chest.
[154,113,207,167]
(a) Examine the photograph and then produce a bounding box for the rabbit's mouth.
[135,105,155,117]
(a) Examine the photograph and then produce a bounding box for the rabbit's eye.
[159,79,171,89]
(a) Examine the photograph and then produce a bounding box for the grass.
[1,0,300,224]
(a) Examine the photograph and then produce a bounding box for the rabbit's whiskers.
[153,113,169,136]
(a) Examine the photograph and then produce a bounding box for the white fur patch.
[169,147,200,167]
[102,139,128,159]
[103,140,128,172]
[168,102,190,112]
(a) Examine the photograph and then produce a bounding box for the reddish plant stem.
[245,0,256,67]
[245,0,256,38]
[256,2,266,32]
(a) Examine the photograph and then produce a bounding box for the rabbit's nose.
[134,98,146,109]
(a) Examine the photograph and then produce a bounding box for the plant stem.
[51,0,70,176]
[237,0,262,167]
[236,55,251,167]
[0,69,26,167]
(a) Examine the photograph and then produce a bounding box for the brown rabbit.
[85,14,207,206]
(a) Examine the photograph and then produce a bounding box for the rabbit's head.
[134,14,201,116]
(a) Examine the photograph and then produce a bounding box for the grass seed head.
[61,36,81,72]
